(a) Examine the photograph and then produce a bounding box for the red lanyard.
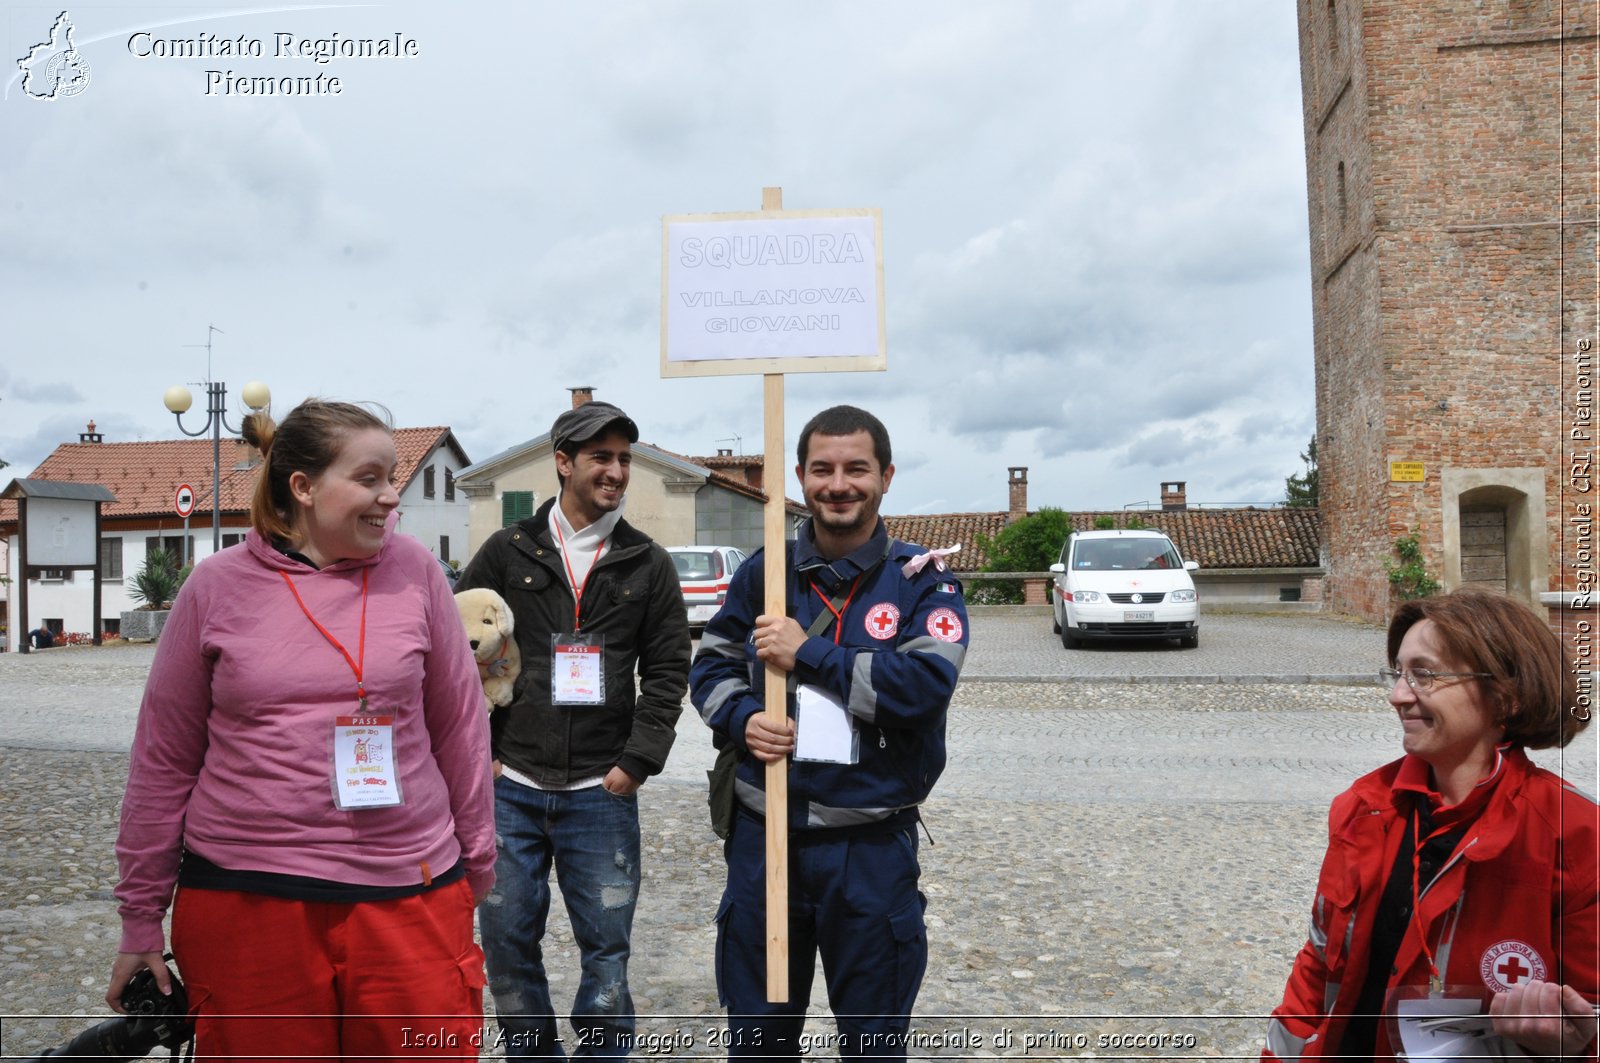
[1405,749,1504,991]
[1408,807,1458,992]
[808,577,860,645]
[554,520,606,632]
[280,567,370,709]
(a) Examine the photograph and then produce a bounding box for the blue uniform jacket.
[690,522,969,831]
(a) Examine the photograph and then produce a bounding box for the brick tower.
[1296,0,1597,624]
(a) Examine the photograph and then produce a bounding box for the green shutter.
[502,491,534,527]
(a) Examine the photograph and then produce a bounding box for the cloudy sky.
[2,1,1314,518]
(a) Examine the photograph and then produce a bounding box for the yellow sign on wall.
[1390,461,1426,482]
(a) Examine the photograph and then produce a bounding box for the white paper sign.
[794,683,858,764]
[662,209,885,376]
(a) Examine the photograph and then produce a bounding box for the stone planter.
[121,609,171,642]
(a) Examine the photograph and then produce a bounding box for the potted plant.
[121,547,181,641]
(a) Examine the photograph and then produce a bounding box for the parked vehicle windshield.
[1073,538,1182,571]
[672,550,724,581]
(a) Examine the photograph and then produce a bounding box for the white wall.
[395,450,472,567]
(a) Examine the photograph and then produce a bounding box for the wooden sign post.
[662,187,886,1002]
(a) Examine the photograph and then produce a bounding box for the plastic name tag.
[551,633,605,705]
[794,684,858,764]
[332,715,403,810]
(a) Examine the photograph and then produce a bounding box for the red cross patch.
[864,603,900,640]
[1479,940,1547,993]
[926,607,963,642]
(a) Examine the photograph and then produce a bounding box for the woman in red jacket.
[1266,590,1596,1061]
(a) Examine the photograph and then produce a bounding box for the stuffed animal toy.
[454,587,521,709]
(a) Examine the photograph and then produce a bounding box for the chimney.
[79,420,103,444]
[1007,467,1028,522]
[717,447,733,457]
[1161,481,1188,511]
[568,386,595,409]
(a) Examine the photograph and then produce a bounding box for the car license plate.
[1123,610,1155,621]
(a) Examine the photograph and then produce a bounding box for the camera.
[24,960,194,1061]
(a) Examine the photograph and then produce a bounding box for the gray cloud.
[2,0,1315,517]
[10,381,84,403]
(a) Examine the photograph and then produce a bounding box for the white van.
[1047,529,1200,649]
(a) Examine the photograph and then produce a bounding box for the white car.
[1048,529,1200,649]
[667,545,749,632]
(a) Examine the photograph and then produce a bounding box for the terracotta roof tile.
[883,512,1012,569]
[885,508,1321,571]
[661,448,807,514]
[1066,509,1321,569]
[692,453,765,469]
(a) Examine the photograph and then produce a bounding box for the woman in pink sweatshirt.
[106,398,495,1059]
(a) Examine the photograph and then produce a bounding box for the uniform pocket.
[1316,864,1360,972]
[888,893,928,1015]
[506,561,555,594]
[606,578,647,603]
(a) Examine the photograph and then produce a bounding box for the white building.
[0,422,471,651]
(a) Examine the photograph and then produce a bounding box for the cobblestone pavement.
[1,615,1595,1059]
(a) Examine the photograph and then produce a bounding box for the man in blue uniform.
[690,405,969,1061]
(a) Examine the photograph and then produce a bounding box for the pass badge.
[332,715,403,810]
[552,633,606,705]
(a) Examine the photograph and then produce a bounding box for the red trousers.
[171,879,486,1061]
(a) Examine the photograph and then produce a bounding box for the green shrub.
[976,507,1074,604]
[128,548,181,609]
[1385,530,1440,600]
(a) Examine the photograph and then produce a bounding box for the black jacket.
[456,498,690,785]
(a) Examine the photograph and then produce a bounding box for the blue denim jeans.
[479,778,641,1060]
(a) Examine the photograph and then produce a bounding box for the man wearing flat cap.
[457,399,690,1059]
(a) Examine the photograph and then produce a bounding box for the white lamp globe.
[163,385,193,415]
[240,380,271,411]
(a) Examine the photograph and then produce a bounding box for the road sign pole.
[175,483,197,565]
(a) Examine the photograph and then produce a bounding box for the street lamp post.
[163,379,271,557]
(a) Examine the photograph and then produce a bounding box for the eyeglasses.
[1378,667,1493,693]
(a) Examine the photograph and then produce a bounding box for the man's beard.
[810,494,872,532]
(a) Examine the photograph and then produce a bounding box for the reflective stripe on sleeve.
[898,635,967,669]
[697,677,747,723]
[847,653,877,724]
[1266,1018,1310,1061]
[697,629,745,659]
[1309,895,1329,961]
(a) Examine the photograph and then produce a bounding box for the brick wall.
[1298,0,1598,621]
